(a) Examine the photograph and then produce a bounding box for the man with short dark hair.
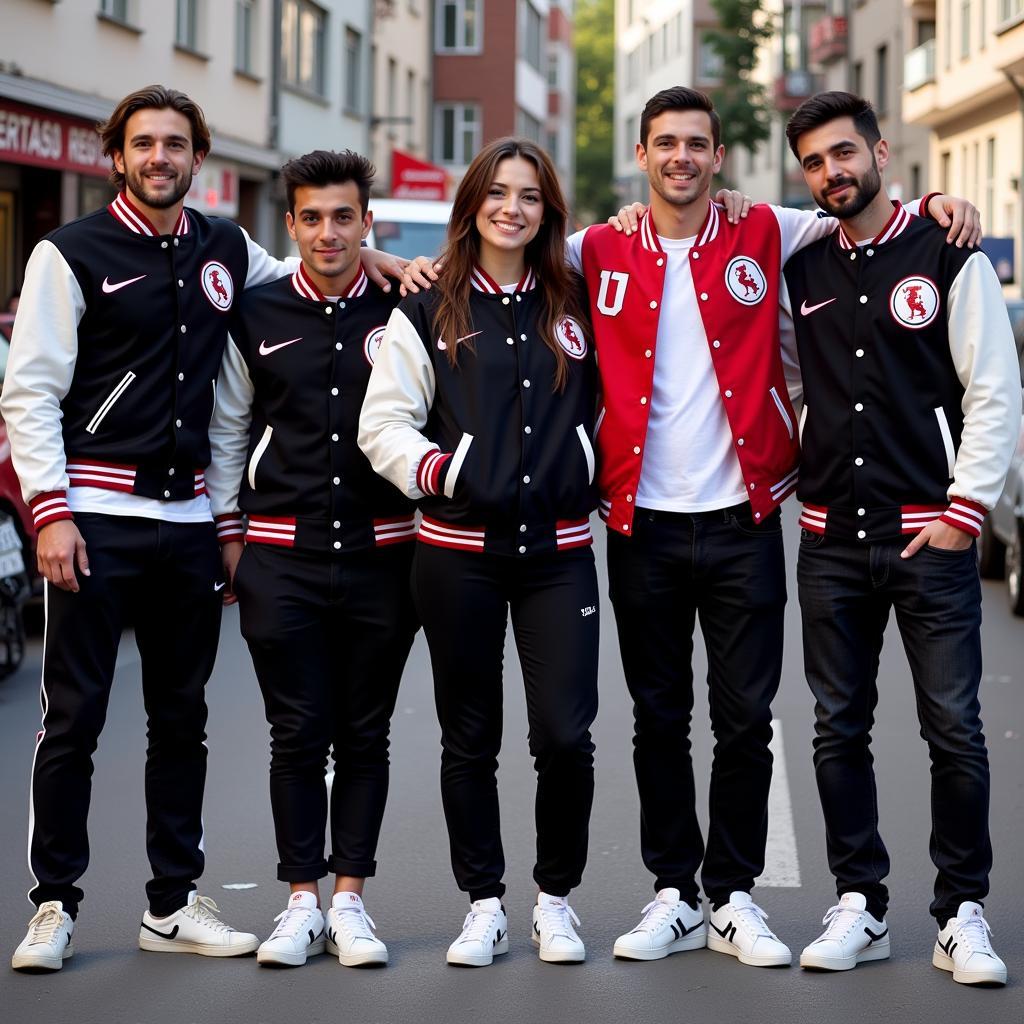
[784,91,1019,986]
[206,149,418,969]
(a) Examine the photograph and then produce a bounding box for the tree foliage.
[705,0,774,158]
[574,0,616,223]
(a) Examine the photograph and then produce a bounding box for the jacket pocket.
[247,424,273,490]
[443,432,474,499]
[769,386,794,440]
[934,407,955,479]
[86,371,136,434]
[576,423,596,485]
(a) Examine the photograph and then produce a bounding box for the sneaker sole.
[446,935,509,967]
[11,946,73,972]
[257,936,325,967]
[707,934,791,967]
[801,939,890,971]
[324,936,389,967]
[613,931,707,961]
[138,934,259,957]
[531,934,585,964]
[932,948,1007,986]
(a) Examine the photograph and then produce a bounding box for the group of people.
[2,81,1019,989]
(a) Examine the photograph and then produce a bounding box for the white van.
[366,198,452,260]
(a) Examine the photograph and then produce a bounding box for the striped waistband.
[244,513,417,550]
[799,501,985,540]
[66,459,206,495]
[417,516,593,554]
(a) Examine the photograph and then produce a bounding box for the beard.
[123,165,193,210]
[816,158,882,219]
[649,167,707,208]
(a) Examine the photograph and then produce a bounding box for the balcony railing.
[904,38,936,91]
[809,15,848,66]
[773,70,822,111]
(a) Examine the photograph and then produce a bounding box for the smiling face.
[473,156,544,262]
[796,116,887,219]
[112,107,203,211]
[638,109,724,210]
[286,181,370,289]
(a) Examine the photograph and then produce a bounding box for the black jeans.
[412,544,599,901]
[606,503,786,907]
[797,532,989,924]
[236,543,417,881]
[29,513,223,918]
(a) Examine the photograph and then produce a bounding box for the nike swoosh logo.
[259,338,303,355]
[102,274,147,294]
[141,922,179,940]
[214,582,226,592]
[800,297,838,316]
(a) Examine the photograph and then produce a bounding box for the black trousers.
[236,543,417,881]
[412,544,599,901]
[29,513,223,919]
[606,504,786,907]
[798,533,990,924]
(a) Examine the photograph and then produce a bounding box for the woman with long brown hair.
[359,137,598,966]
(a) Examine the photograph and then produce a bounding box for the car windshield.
[372,219,448,260]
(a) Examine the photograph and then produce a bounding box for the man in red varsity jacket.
[564,86,979,967]
[206,151,418,970]
[784,92,1019,986]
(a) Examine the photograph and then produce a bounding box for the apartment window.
[343,27,361,112]
[945,0,952,68]
[386,58,398,139]
[986,137,996,233]
[99,0,129,21]
[917,19,936,45]
[437,0,481,53]
[522,1,543,71]
[960,1,971,58]
[626,47,639,91]
[940,151,951,193]
[1001,0,1024,24]
[980,0,986,46]
[517,109,542,142]
[875,45,888,114]
[697,30,724,83]
[625,116,638,161]
[852,61,863,97]
[175,0,199,50]
[436,104,480,165]
[406,70,417,147]
[910,162,922,198]
[235,0,256,74]
[282,0,326,96]
[648,31,656,67]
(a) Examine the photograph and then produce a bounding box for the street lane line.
[758,718,802,887]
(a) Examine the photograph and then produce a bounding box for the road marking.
[222,883,258,890]
[758,718,802,887]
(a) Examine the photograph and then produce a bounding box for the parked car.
[978,301,1024,615]
[366,198,452,261]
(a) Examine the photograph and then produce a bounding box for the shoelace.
[733,900,776,939]
[26,904,66,947]
[458,907,500,944]
[633,898,678,934]
[955,913,995,954]
[818,903,862,941]
[336,906,377,942]
[269,905,317,940]
[182,895,233,933]
[539,901,581,939]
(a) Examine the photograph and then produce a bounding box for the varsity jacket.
[784,204,1022,541]
[358,266,598,556]
[206,263,416,553]
[0,191,291,530]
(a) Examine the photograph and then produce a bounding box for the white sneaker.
[933,902,1007,986]
[613,888,706,961]
[707,891,792,967]
[139,891,259,957]
[446,897,508,967]
[257,891,325,967]
[325,891,388,967]
[799,892,890,971]
[531,892,585,964]
[11,902,74,972]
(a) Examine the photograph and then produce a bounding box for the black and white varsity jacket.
[205,263,416,553]
[358,266,598,556]
[0,191,293,530]
[784,204,1021,541]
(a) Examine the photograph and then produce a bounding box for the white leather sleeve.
[206,335,254,517]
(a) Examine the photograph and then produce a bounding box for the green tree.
[574,0,616,223]
[705,0,775,162]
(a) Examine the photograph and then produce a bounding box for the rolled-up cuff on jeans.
[327,855,376,878]
[277,859,329,883]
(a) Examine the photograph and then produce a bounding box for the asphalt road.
[0,507,1022,1024]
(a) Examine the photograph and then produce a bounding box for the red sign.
[0,99,108,178]
[391,149,447,200]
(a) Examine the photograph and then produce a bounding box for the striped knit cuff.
[215,513,245,545]
[416,449,452,497]
[29,490,73,530]
[919,192,941,219]
[939,498,986,537]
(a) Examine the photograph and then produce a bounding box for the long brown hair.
[434,137,586,391]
